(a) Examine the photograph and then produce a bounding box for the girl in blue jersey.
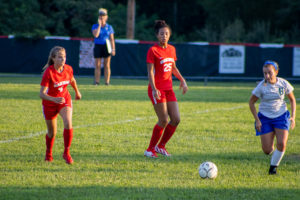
[249,60,296,175]
[92,8,116,85]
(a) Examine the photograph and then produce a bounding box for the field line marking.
[0,105,245,144]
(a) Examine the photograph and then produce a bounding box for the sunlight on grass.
[0,76,300,199]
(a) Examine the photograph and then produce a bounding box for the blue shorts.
[255,111,290,136]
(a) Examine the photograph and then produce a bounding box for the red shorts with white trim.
[42,97,72,120]
[148,85,177,105]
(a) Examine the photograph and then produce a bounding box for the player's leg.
[156,101,180,156]
[145,103,169,158]
[59,106,74,164]
[103,56,111,85]
[260,132,275,155]
[94,58,102,85]
[45,118,57,162]
[269,128,289,174]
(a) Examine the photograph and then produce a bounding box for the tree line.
[0,0,299,43]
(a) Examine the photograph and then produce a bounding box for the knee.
[262,146,274,155]
[276,142,286,152]
[64,121,72,130]
[47,130,56,138]
[170,117,180,126]
[159,118,169,127]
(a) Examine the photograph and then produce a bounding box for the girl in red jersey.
[40,46,81,164]
[144,20,188,158]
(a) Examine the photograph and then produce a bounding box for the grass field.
[0,76,300,200]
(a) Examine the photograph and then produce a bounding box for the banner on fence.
[79,40,95,68]
[219,45,245,74]
[293,47,300,76]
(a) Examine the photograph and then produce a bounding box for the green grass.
[0,76,300,200]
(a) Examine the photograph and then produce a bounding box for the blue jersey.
[91,23,114,45]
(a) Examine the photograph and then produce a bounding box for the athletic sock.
[147,124,164,151]
[63,128,73,155]
[158,124,177,148]
[45,134,55,155]
[270,149,285,167]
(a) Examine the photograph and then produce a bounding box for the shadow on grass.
[0,151,270,165]
[0,185,299,200]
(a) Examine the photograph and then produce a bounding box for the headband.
[264,60,278,70]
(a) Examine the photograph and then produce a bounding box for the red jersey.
[146,44,177,90]
[40,64,73,106]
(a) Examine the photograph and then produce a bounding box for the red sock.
[63,128,73,155]
[158,124,177,148]
[147,124,164,151]
[45,134,55,155]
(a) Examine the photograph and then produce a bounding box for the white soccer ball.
[198,161,218,179]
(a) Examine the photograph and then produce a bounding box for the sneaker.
[45,154,53,162]
[269,165,277,175]
[94,82,99,85]
[155,146,171,156]
[63,153,74,164]
[144,150,158,158]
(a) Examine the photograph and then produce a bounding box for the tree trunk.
[126,0,136,39]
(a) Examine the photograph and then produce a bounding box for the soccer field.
[0,76,299,200]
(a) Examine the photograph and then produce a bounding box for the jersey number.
[163,63,172,72]
[58,87,63,92]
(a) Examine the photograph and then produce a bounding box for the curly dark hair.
[154,20,171,35]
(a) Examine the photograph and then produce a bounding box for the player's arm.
[70,77,82,100]
[172,63,188,94]
[92,20,101,38]
[110,33,116,56]
[147,63,161,100]
[287,91,296,129]
[39,86,65,104]
[249,95,261,132]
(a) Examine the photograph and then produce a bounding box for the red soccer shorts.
[148,85,177,105]
[42,97,72,120]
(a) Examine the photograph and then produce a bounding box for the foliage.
[0,0,300,43]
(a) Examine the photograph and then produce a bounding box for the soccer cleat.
[269,165,277,175]
[144,150,158,158]
[45,154,53,162]
[155,146,171,157]
[63,153,74,164]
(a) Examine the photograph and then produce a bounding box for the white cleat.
[144,150,158,158]
[155,146,171,157]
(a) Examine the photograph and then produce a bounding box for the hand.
[152,89,161,100]
[255,120,262,132]
[111,49,116,56]
[179,80,188,95]
[53,97,65,104]
[98,18,102,26]
[75,91,82,100]
[289,117,295,130]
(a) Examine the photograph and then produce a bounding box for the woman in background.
[92,8,116,85]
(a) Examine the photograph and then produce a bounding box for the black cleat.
[269,165,277,175]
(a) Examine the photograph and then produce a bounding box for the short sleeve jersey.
[146,44,177,90]
[252,77,294,118]
[91,23,114,45]
[40,64,74,106]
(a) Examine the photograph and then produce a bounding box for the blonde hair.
[99,8,108,15]
[42,46,66,73]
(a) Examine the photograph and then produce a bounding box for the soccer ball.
[198,161,218,179]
